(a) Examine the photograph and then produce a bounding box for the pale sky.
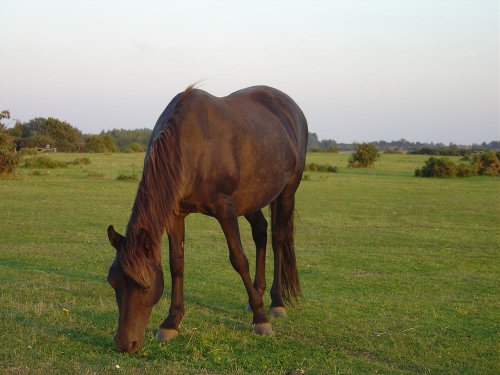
[1,0,498,144]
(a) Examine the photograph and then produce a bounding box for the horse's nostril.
[114,334,135,353]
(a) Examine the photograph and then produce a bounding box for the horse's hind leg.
[244,210,268,312]
[214,195,272,335]
[157,216,185,341]
[270,192,298,317]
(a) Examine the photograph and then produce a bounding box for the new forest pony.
[107,85,308,353]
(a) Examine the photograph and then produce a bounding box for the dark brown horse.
[107,85,308,353]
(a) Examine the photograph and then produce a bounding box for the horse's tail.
[271,200,301,305]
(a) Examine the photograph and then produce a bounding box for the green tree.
[15,117,84,152]
[85,135,118,153]
[0,110,20,176]
[100,128,152,151]
[348,143,381,168]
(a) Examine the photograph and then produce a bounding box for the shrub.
[85,135,117,153]
[456,163,474,177]
[16,134,55,150]
[348,143,380,168]
[470,151,500,176]
[122,142,146,153]
[416,152,500,178]
[18,147,38,156]
[304,163,338,173]
[415,157,457,177]
[24,156,68,169]
[410,145,469,156]
[0,132,20,176]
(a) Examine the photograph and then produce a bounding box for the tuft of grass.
[86,171,105,178]
[24,156,68,169]
[116,172,139,181]
[68,157,91,166]
[304,162,338,173]
[31,170,48,176]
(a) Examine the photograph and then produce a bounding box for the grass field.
[0,152,498,374]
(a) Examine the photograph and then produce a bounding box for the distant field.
[0,152,498,374]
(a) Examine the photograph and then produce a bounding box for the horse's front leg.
[157,215,185,341]
[214,196,272,335]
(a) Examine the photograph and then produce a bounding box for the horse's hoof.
[244,303,252,313]
[253,322,273,336]
[156,328,179,341]
[269,306,287,317]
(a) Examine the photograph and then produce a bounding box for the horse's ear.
[137,228,153,254]
[107,225,124,250]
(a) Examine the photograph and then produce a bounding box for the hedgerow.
[415,152,500,178]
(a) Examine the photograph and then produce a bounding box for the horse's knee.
[229,253,249,274]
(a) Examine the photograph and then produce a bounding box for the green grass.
[1,152,498,374]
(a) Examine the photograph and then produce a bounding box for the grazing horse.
[107,85,308,353]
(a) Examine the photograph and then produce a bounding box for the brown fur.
[119,88,194,287]
[107,85,308,353]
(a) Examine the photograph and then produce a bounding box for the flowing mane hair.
[119,86,195,287]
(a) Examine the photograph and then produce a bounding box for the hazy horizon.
[1,0,498,144]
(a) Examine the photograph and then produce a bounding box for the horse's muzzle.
[114,334,140,353]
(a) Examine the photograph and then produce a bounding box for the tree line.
[307,132,499,153]
[1,114,152,153]
[1,111,498,155]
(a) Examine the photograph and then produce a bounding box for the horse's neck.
[126,180,165,245]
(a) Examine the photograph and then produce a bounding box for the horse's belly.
[179,167,292,217]
[231,172,290,215]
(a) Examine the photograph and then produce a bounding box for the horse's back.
[154,86,308,216]
[227,86,308,155]
[183,85,307,160]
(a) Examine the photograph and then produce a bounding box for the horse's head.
[107,225,164,353]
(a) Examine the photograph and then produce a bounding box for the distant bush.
[304,163,338,173]
[415,152,500,178]
[24,156,68,169]
[122,142,146,153]
[470,151,500,176]
[18,148,38,156]
[100,128,151,150]
[116,172,139,181]
[15,134,55,150]
[11,117,85,152]
[85,135,117,153]
[456,163,474,177]
[0,131,20,176]
[409,145,469,157]
[348,143,380,168]
[415,157,457,177]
